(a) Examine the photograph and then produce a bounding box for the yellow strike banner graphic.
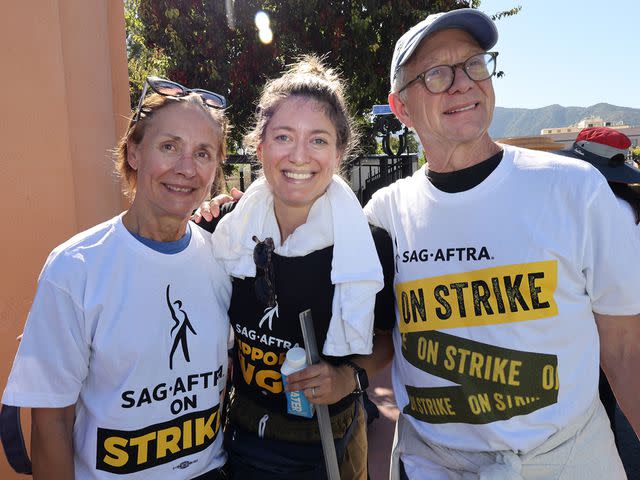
[97,406,220,474]
[396,261,558,333]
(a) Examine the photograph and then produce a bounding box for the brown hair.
[114,92,228,199]
[243,55,358,163]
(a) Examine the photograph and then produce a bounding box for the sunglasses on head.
[252,236,277,309]
[133,76,227,123]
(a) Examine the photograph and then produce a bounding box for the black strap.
[0,404,32,474]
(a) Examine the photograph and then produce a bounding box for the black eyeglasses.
[133,76,227,123]
[252,236,277,308]
[398,52,498,95]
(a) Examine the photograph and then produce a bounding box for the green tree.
[126,0,520,151]
[125,0,170,98]
[128,1,458,148]
[485,3,521,79]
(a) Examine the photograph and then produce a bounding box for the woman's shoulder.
[45,216,121,271]
[36,215,123,294]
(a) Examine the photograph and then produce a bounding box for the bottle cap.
[285,347,307,369]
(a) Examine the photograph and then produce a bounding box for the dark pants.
[599,368,618,447]
[226,426,349,479]
[225,401,364,479]
[224,393,365,479]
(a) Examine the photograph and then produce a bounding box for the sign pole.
[299,309,341,480]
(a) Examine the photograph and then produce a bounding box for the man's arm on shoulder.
[31,404,75,479]
[595,312,640,439]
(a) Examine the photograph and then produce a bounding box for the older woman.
[2,77,232,479]
[196,57,396,479]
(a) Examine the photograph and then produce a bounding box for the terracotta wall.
[0,1,130,477]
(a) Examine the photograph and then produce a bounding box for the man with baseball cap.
[364,8,640,479]
[555,126,640,184]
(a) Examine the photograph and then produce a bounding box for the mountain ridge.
[488,103,640,138]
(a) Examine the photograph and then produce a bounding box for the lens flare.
[259,27,273,44]
[255,11,270,30]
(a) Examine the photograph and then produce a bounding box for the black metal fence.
[225,154,258,191]
[224,152,418,206]
[349,153,417,205]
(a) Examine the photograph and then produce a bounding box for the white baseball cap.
[390,8,498,88]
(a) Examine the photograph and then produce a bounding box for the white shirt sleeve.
[364,188,390,231]
[617,197,639,234]
[2,278,90,408]
[583,183,640,315]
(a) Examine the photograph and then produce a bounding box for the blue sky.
[477,0,639,109]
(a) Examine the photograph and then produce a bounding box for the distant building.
[538,116,639,150]
[541,127,640,150]
[541,116,629,135]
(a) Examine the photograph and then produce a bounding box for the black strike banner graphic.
[401,330,559,424]
[96,406,220,474]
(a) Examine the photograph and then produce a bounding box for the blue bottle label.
[281,374,315,418]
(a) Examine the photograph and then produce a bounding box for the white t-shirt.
[3,214,231,479]
[365,145,640,458]
[618,196,640,236]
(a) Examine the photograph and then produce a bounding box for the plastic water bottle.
[281,347,315,418]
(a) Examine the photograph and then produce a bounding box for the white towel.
[211,175,384,356]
